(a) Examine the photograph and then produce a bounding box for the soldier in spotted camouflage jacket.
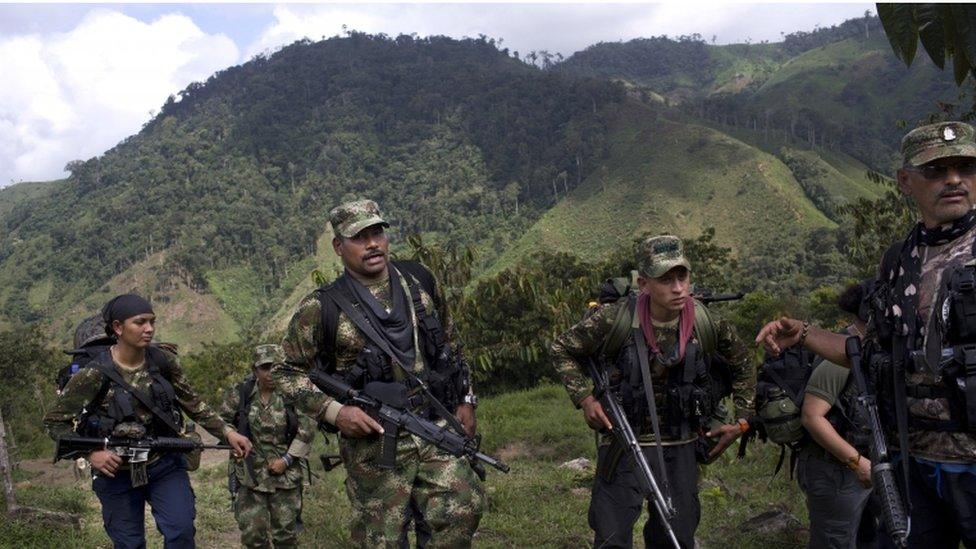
[220,344,315,549]
[273,199,483,548]
[552,235,755,549]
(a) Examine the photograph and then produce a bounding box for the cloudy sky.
[0,2,874,187]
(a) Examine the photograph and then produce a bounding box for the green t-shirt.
[802,360,859,456]
[805,360,854,407]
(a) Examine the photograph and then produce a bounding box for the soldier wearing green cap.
[219,344,315,549]
[273,198,484,547]
[758,120,976,547]
[552,234,756,548]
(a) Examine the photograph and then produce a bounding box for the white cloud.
[0,9,238,185]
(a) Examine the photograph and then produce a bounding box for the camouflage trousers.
[340,431,485,548]
[234,485,303,548]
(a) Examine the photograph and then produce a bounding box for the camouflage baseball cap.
[637,235,692,278]
[901,121,976,167]
[253,344,285,368]
[329,199,390,238]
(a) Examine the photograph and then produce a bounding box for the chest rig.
[315,261,470,416]
[606,296,721,441]
[77,347,181,438]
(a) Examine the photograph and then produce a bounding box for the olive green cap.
[253,344,285,368]
[329,199,389,238]
[901,121,976,167]
[637,235,691,278]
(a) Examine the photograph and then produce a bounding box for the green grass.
[2,383,810,547]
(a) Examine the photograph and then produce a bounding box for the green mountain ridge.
[0,18,959,346]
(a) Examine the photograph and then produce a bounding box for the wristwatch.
[463,394,478,409]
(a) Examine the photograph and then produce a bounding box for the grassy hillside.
[2,384,808,548]
[487,101,834,276]
[47,251,240,353]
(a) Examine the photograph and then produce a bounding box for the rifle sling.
[91,360,183,436]
[323,283,468,437]
[633,326,673,501]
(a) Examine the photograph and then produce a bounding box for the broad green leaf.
[878,3,918,65]
[950,11,973,86]
[916,4,946,69]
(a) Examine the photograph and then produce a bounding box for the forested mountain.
[0,33,622,346]
[556,15,961,170]
[0,17,963,349]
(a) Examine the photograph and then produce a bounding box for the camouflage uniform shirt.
[219,383,316,492]
[44,348,233,442]
[552,299,755,444]
[275,264,470,424]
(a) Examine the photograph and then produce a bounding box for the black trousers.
[878,456,976,549]
[589,441,699,549]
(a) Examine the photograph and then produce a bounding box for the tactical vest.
[314,260,469,413]
[233,376,299,445]
[602,295,732,441]
[77,347,181,438]
[872,244,976,434]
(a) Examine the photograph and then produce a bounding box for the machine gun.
[586,359,680,549]
[308,370,509,480]
[846,336,910,548]
[693,288,745,306]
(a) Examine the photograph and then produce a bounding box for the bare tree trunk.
[0,407,17,513]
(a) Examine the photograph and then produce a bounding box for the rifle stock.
[586,359,680,549]
[308,369,509,478]
[846,336,910,548]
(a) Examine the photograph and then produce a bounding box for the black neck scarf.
[339,267,416,370]
[888,209,976,361]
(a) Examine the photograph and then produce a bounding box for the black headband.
[102,294,154,336]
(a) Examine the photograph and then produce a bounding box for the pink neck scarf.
[637,294,695,361]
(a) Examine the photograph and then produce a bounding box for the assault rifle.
[55,435,231,464]
[308,370,509,480]
[846,337,910,548]
[586,359,680,549]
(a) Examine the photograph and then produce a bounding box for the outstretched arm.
[755,317,850,367]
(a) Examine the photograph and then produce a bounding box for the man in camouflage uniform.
[44,293,252,548]
[273,199,484,548]
[758,121,976,547]
[220,344,315,549]
[552,235,756,549]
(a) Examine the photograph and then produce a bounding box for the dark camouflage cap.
[637,235,691,278]
[329,199,389,238]
[253,344,285,368]
[902,121,976,167]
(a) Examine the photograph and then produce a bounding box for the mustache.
[362,250,385,260]
[940,187,969,198]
